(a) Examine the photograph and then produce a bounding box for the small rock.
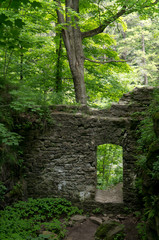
[102,216,109,222]
[68,221,73,226]
[116,214,126,220]
[70,215,87,223]
[90,216,103,225]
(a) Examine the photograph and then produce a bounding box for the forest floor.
[64,213,139,240]
[95,183,123,203]
[64,184,139,240]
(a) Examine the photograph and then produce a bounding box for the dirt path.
[64,213,139,240]
[64,219,98,240]
[64,184,138,240]
[95,183,123,203]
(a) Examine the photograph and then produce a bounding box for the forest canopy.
[0,0,159,107]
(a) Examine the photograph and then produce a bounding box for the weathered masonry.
[23,87,155,211]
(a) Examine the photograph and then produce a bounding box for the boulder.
[90,216,103,225]
[95,220,125,240]
[70,215,87,223]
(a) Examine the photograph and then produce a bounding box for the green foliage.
[95,221,125,240]
[136,222,147,240]
[114,232,125,240]
[115,13,159,86]
[135,89,159,239]
[0,0,158,109]
[97,144,123,189]
[1,0,157,109]
[0,198,82,240]
[0,181,7,201]
[0,123,21,147]
[92,207,102,214]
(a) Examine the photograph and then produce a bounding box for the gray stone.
[0,87,155,211]
[70,215,87,223]
[95,220,125,240]
[102,216,110,222]
[89,216,103,225]
[107,224,125,239]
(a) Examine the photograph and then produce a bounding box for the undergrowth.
[0,197,82,240]
[135,89,159,240]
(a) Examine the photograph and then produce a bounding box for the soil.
[95,183,123,203]
[64,214,139,240]
[64,219,98,240]
[64,184,138,240]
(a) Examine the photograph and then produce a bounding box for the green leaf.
[0,13,7,22]
[15,19,25,28]
[31,1,42,8]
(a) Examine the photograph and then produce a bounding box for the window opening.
[96,143,123,203]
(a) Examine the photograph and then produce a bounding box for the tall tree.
[55,0,159,104]
[115,13,159,86]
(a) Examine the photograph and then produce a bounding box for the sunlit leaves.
[97,144,123,189]
[117,17,127,31]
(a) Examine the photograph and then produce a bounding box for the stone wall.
[21,87,155,211]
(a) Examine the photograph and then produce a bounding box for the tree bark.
[56,0,87,104]
[142,34,148,85]
[55,0,159,103]
[55,32,63,93]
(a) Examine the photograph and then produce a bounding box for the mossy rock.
[95,220,125,240]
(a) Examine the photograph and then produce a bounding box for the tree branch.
[81,6,127,39]
[82,0,159,39]
[85,57,126,64]
[56,1,65,24]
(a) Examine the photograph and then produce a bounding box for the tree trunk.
[120,30,127,60]
[65,28,86,104]
[56,0,87,104]
[142,33,148,85]
[55,32,63,93]
[55,0,159,103]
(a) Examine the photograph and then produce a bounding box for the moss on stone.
[95,221,124,240]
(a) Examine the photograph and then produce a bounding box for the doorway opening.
[95,143,123,203]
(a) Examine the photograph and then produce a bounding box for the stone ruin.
[20,87,155,212]
[0,87,154,212]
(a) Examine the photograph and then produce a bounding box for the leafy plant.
[0,198,82,240]
[114,232,125,240]
[0,181,7,201]
[135,89,159,239]
[92,208,101,214]
[0,123,22,146]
